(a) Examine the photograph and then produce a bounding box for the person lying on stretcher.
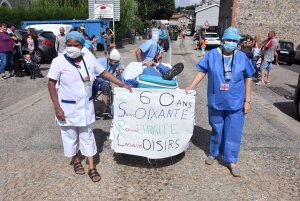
[115,61,184,88]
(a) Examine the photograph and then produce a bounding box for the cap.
[109,49,121,61]
[66,31,85,45]
[7,22,16,28]
[222,27,240,43]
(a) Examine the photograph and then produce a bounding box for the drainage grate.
[268,86,293,96]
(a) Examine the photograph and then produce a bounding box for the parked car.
[15,29,57,63]
[294,74,300,121]
[294,44,300,64]
[186,29,192,36]
[204,32,221,47]
[276,40,296,66]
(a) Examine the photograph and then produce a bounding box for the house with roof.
[195,0,220,32]
[169,13,192,28]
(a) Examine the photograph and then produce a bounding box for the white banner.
[110,88,196,159]
[94,4,114,19]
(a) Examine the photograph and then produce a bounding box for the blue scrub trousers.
[208,107,244,163]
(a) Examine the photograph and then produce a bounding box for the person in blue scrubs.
[185,27,255,177]
[116,61,184,88]
[135,29,167,63]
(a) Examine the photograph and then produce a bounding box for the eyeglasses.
[224,39,238,43]
[111,60,120,64]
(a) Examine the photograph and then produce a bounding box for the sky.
[175,0,220,8]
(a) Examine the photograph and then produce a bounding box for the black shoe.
[162,62,184,80]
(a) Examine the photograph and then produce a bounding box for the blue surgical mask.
[111,63,120,70]
[223,41,238,52]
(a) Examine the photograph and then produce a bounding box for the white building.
[195,0,220,32]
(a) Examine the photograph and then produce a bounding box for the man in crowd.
[256,31,278,85]
[55,27,66,56]
[135,29,167,63]
[7,22,21,73]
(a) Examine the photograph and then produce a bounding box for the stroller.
[18,53,43,79]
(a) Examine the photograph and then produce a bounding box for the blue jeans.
[0,52,14,74]
[251,56,260,77]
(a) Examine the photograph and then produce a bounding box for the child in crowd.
[201,36,206,57]
[24,54,37,69]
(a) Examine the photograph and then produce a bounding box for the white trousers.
[60,124,97,157]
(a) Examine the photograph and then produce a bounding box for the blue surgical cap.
[222,27,240,43]
[159,29,167,40]
[84,40,93,51]
[66,31,85,45]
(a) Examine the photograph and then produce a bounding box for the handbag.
[21,46,30,53]
[110,43,115,48]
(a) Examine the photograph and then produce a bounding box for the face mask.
[223,41,238,52]
[111,63,120,69]
[66,47,82,58]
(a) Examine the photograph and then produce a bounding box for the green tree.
[114,0,142,41]
[136,0,175,21]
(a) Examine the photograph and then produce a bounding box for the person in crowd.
[185,27,255,177]
[80,23,85,30]
[7,22,21,73]
[55,27,66,56]
[193,29,201,50]
[256,31,278,85]
[47,31,131,182]
[21,28,38,61]
[135,29,167,63]
[90,35,98,56]
[247,35,262,78]
[0,23,15,80]
[200,36,207,57]
[181,25,186,42]
[23,53,37,69]
[101,28,114,55]
[92,49,124,115]
[79,28,90,40]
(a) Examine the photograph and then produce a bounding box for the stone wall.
[232,0,300,45]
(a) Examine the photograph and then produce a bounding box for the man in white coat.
[47,31,131,182]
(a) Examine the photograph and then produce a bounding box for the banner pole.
[113,0,116,49]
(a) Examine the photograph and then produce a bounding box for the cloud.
[175,0,220,7]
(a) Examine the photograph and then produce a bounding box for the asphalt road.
[0,36,299,200]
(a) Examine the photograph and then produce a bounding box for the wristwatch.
[245,101,251,104]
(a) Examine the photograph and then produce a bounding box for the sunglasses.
[224,39,238,43]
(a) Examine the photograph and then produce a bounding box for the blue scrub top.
[196,48,255,110]
[139,39,160,61]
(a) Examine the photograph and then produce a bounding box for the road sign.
[202,21,210,29]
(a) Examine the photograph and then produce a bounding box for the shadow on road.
[273,101,298,121]
[113,151,185,169]
[191,125,211,156]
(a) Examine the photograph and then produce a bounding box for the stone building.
[0,0,29,8]
[218,0,300,45]
[169,14,192,28]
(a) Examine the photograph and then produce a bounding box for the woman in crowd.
[250,35,262,78]
[47,31,131,182]
[21,28,38,61]
[0,23,15,80]
[185,27,255,177]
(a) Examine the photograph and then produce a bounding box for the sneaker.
[256,81,265,85]
[10,73,15,78]
[162,62,184,80]
[205,155,215,165]
[265,81,271,85]
[228,165,241,177]
[1,75,7,80]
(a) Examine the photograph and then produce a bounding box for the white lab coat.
[47,52,105,127]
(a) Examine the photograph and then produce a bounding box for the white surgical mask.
[66,47,82,58]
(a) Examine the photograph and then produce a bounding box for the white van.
[25,24,73,36]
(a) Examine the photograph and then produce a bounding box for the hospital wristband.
[244,101,251,104]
